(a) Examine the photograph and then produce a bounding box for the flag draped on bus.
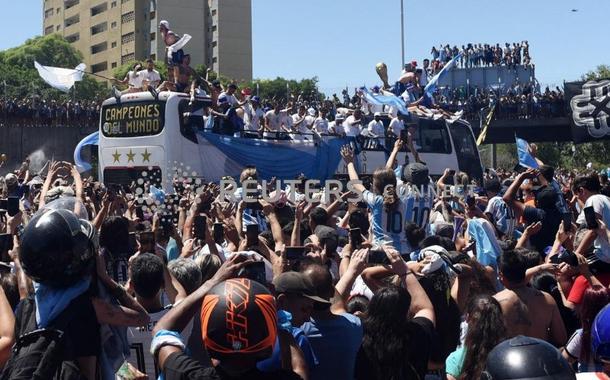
[34,61,86,93]
[74,131,99,173]
[360,87,410,116]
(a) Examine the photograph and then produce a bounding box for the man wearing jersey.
[484,177,516,239]
[341,145,408,252]
[123,253,177,378]
[399,162,435,240]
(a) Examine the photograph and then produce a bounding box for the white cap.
[307,108,316,116]
[374,112,382,117]
[159,20,170,29]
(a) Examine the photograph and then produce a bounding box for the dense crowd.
[1,128,610,379]
[434,84,566,120]
[0,98,101,127]
[431,41,532,69]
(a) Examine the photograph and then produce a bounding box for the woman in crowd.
[445,295,506,380]
[562,285,610,372]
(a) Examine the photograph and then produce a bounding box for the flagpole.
[400,0,405,68]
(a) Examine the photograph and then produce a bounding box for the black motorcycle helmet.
[481,336,575,380]
[20,209,97,288]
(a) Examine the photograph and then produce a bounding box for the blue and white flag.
[34,61,86,93]
[360,87,410,116]
[515,136,539,169]
[73,131,99,173]
[424,53,462,98]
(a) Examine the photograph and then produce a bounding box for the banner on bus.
[565,80,610,143]
[101,101,165,138]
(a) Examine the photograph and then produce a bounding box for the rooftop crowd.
[1,122,610,379]
[431,41,533,69]
[0,98,101,127]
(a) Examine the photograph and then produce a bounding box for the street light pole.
[400,0,405,68]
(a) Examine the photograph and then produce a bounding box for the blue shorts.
[171,49,184,66]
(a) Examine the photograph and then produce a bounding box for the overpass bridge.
[470,117,574,144]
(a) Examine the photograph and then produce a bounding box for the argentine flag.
[360,87,410,116]
[424,53,462,98]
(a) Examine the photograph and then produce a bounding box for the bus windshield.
[101,100,166,138]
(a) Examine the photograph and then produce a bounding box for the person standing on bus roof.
[263,103,283,139]
[112,62,143,94]
[209,95,240,136]
[220,84,247,108]
[367,112,385,148]
[138,59,161,91]
[344,109,364,137]
[242,96,264,138]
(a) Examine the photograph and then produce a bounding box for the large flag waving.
[424,53,462,98]
[360,87,410,116]
[34,61,86,93]
[74,131,99,173]
[515,136,539,169]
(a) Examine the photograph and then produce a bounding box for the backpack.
[0,295,87,380]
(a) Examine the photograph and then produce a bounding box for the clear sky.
[2,0,609,95]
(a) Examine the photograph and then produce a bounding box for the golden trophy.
[0,154,6,163]
[375,62,390,89]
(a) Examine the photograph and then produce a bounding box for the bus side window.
[178,100,198,144]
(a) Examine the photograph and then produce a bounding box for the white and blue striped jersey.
[484,195,515,238]
[400,184,435,236]
[362,190,407,253]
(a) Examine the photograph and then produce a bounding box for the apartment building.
[42,0,252,80]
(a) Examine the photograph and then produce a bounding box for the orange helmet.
[201,279,277,359]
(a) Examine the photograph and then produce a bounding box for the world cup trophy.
[0,153,6,164]
[375,62,390,89]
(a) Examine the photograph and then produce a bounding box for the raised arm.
[340,145,366,193]
[503,169,538,218]
[385,139,404,169]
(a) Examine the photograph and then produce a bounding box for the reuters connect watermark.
[219,179,478,205]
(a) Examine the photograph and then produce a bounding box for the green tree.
[0,34,106,101]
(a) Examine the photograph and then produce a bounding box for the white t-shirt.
[328,121,344,135]
[576,194,610,261]
[127,70,142,89]
[127,306,171,377]
[292,114,310,134]
[219,92,239,107]
[312,117,329,134]
[343,115,363,137]
[367,120,385,137]
[137,69,161,88]
[388,117,404,137]
[264,110,282,132]
[242,104,264,131]
[281,111,293,130]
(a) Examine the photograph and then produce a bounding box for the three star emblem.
[111,149,152,164]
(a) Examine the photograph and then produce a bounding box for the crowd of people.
[431,41,533,69]
[434,83,566,120]
[0,98,101,127]
[0,129,610,379]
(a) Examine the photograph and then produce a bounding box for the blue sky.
[2,0,609,95]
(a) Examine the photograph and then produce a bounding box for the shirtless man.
[174,54,196,93]
[494,249,567,346]
[159,20,185,84]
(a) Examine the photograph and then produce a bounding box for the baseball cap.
[211,80,221,88]
[241,87,252,96]
[374,112,382,117]
[273,272,331,304]
[307,108,316,116]
[159,20,169,29]
[228,83,237,89]
[411,60,418,67]
[201,278,277,358]
[401,163,429,186]
[218,95,228,105]
[335,114,345,121]
[251,96,260,103]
